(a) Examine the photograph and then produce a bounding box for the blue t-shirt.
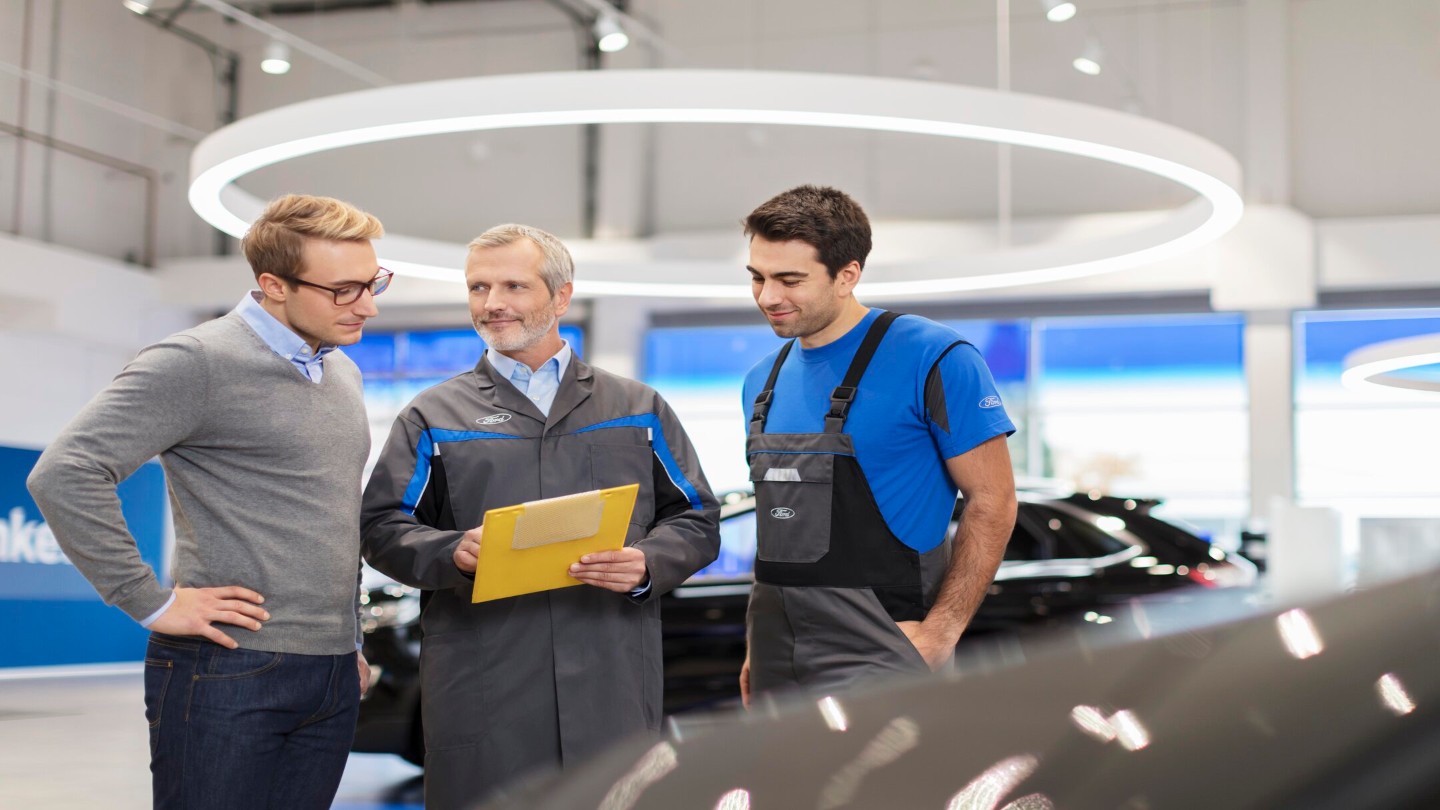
[742,309,1016,554]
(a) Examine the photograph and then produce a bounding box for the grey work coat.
[361,356,720,809]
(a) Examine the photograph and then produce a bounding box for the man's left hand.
[570,547,648,593]
[358,652,372,697]
[896,620,956,672]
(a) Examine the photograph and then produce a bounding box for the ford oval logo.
[476,413,512,425]
[770,507,796,520]
[978,396,1002,409]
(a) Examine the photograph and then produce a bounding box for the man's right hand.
[454,525,483,574]
[149,586,268,650]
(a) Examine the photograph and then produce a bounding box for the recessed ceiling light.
[1073,40,1103,75]
[260,40,291,75]
[1042,0,1077,23]
[594,15,630,53]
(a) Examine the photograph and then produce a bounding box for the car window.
[1025,503,1131,558]
[1004,511,1052,561]
[1008,515,1042,562]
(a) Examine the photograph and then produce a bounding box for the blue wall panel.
[0,445,168,667]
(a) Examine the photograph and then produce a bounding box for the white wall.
[0,233,195,449]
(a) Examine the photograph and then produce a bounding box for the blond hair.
[467,224,574,296]
[242,194,384,282]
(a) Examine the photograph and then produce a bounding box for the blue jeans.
[143,632,361,810]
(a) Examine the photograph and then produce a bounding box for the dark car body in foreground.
[354,492,1255,763]
[485,573,1440,810]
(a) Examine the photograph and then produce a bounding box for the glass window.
[1295,309,1440,506]
[1026,503,1130,558]
[1003,518,1047,561]
[1032,314,1247,543]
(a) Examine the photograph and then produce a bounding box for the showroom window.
[1295,309,1440,505]
[1031,313,1248,544]
[1295,308,1440,582]
[642,323,787,494]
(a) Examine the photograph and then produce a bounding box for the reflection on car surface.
[353,490,1256,763]
[481,571,1440,810]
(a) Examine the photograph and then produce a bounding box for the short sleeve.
[924,342,1017,459]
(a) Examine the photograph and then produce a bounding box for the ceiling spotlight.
[122,0,153,13]
[594,14,630,53]
[1041,0,1077,22]
[261,40,292,75]
[1073,39,1103,75]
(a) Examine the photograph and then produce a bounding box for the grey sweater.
[27,313,370,655]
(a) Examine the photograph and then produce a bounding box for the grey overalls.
[746,311,954,694]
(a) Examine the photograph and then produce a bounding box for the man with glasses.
[28,194,390,810]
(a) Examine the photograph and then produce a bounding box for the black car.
[480,571,1440,810]
[353,491,1255,763]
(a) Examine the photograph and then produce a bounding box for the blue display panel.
[350,324,586,379]
[0,445,169,667]
[690,511,757,581]
[344,331,397,376]
[937,319,1030,385]
[643,324,784,384]
[1039,314,1244,381]
[1294,309,1440,504]
[1297,309,1440,399]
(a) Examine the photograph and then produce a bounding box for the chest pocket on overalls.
[748,447,835,564]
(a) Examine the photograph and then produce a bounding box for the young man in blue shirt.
[739,185,1018,703]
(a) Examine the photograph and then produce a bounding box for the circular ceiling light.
[189,69,1243,299]
[1342,333,1440,393]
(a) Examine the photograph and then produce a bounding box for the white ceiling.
[3,0,1438,264]
[173,0,1440,246]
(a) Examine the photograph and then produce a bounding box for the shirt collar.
[235,291,336,363]
[487,340,571,382]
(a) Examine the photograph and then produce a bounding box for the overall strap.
[825,311,902,433]
[749,339,796,434]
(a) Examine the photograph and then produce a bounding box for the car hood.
[482,573,1440,810]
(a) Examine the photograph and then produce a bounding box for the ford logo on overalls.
[476,413,512,425]
[770,507,796,519]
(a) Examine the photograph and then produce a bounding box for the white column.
[585,296,653,380]
[1244,0,1290,205]
[1244,312,1295,529]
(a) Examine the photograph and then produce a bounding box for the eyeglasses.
[292,268,393,306]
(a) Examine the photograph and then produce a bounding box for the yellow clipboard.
[470,483,640,603]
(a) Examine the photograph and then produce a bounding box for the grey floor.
[0,665,423,809]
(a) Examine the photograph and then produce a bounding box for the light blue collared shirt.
[140,292,341,629]
[486,342,571,417]
[486,341,649,596]
[236,291,338,383]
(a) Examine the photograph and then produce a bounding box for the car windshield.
[1024,503,1131,558]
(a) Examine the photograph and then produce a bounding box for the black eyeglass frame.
[290,268,393,306]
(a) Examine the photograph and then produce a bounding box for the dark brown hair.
[743,185,872,278]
